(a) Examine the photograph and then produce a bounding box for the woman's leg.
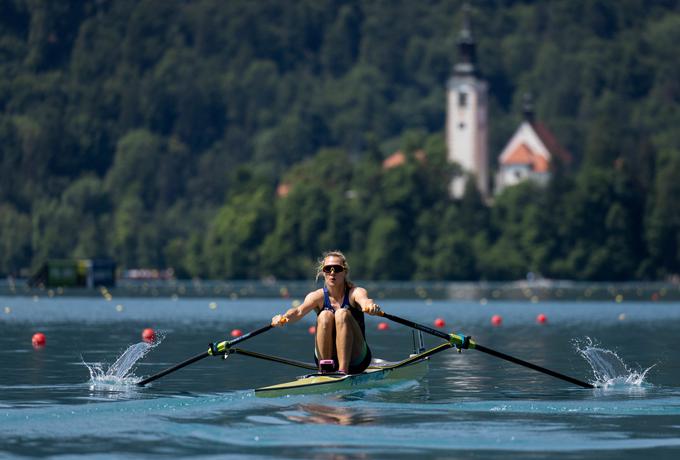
[334,309,366,373]
[316,310,336,361]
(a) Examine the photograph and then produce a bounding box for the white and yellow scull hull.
[254,343,452,397]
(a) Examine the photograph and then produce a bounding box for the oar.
[137,324,273,386]
[227,348,318,371]
[379,311,594,389]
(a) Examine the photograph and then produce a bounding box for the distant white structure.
[446,7,489,199]
[495,96,572,194]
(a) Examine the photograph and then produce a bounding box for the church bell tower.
[446,6,489,198]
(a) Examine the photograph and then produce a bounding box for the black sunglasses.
[322,264,344,274]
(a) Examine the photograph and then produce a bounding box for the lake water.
[2,295,680,459]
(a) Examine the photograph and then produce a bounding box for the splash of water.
[84,334,163,388]
[575,337,654,388]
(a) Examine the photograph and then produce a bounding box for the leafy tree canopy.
[1,0,678,281]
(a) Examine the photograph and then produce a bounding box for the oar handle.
[380,311,594,389]
[137,324,274,386]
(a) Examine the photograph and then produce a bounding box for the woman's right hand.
[271,314,289,327]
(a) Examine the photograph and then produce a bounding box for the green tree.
[61,175,111,259]
[552,167,640,280]
[105,129,189,210]
[643,150,680,278]
[364,214,411,280]
[321,4,361,77]
[0,204,32,275]
[413,204,476,280]
[203,187,274,279]
[258,149,353,279]
[479,182,539,280]
[3,0,680,281]
[30,198,79,268]
[109,195,161,269]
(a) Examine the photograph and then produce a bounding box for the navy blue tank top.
[319,286,366,338]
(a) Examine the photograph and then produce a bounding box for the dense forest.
[0,0,679,281]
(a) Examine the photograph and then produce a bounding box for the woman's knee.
[317,310,335,329]
[334,309,352,326]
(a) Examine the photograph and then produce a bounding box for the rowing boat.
[254,360,425,397]
[137,311,595,390]
[254,341,454,397]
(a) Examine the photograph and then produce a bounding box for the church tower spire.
[454,4,477,77]
[446,4,489,198]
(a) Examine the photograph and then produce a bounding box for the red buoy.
[230,329,243,338]
[308,325,316,335]
[32,332,46,348]
[434,318,446,328]
[536,313,548,324]
[491,314,503,326]
[377,322,389,331]
[142,328,155,343]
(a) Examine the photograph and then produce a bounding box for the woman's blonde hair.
[316,250,354,288]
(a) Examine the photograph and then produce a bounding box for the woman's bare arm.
[351,287,382,315]
[271,289,324,326]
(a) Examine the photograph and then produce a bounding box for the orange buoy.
[491,314,503,326]
[434,318,446,328]
[308,325,316,335]
[377,322,389,331]
[142,328,156,343]
[32,332,46,348]
[536,313,548,324]
[230,329,243,338]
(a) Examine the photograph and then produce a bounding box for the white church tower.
[446,7,489,198]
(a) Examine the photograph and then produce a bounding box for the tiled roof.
[533,154,549,173]
[502,143,534,165]
[531,122,573,165]
[382,150,426,170]
[501,142,549,173]
[382,151,406,169]
[276,183,291,197]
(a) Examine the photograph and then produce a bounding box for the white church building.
[495,101,572,193]
[445,10,489,198]
[446,9,571,198]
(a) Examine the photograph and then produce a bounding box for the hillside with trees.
[1,0,679,281]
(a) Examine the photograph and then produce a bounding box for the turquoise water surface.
[2,295,680,459]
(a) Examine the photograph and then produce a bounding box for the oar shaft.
[381,311,594,389]
[137,324,274,386]
[228,348,318,370]
[474,344,594,389]
[137,351,209,386]
[220,325,274,349]
[381,312,451,341]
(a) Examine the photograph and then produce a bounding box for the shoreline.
[2,279,679,301]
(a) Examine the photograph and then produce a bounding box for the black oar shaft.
[137,324,274,386]
[381,312,594,389]
[228,348,318,370]
[473,344,593,389]
[137,351,209,386]
[225,325,274,348]
[382,312,451,341]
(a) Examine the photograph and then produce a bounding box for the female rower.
[271,250,382,374]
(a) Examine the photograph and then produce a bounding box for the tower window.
[458,91,468,107]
